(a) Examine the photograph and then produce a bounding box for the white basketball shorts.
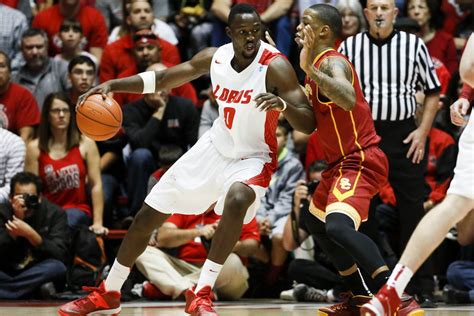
[447,114,474,199]
[144,132,274,224]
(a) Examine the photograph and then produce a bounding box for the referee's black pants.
[374,118,434,296]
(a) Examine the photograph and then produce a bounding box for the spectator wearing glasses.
[25,92,108,235]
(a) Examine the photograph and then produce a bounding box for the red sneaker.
[142,281,170,300]
[360,285,400,316]
[58,281,121,316]
[398,295,425,316]
[318,295,371,316]
[184,286,218,316]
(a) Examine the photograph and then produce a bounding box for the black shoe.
[293,283,327,302]
[415,293,437,308]
[443,285,470,304]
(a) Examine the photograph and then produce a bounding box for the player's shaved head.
[308,4,343,39]
[228,3,260,27]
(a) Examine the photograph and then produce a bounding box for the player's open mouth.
[245,44,255,51]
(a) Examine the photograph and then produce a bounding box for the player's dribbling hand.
[254,92,286,112]
[77,81,113,109]
[450,97,470,126]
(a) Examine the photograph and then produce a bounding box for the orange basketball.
[76,94,122,141]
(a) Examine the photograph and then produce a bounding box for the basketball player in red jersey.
[58,4,315,316]
[258,4,422,316]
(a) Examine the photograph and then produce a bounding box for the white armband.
[138,71,156,94]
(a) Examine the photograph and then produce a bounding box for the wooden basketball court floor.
[1,300,474,316]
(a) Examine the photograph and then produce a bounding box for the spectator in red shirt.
[32,0,108,61]
[113,30,197,106]
[0,51,40,143]
[406,0,458,74]
[99,0,181,83]
[135,210,260,300]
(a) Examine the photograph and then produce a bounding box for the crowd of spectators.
[0,0,472,305]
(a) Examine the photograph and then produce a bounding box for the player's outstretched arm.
[299,25,356,111]
[77,48,217,105]
[254,56,316,134]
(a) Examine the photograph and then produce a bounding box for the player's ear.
[225,26,232,40]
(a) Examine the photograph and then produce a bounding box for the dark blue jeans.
[447,260,474,302]
[0,259,67,299]
[127,148,156,216]
[102,173,120,225]
[65,208,91,230]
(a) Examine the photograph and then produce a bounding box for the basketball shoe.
[318,294,372,316]
[360,285,425,316]
[185,285,218,316]
[57,281,121,315]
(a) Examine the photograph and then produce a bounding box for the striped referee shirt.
[339,30,441,121]
[0,128,26,203]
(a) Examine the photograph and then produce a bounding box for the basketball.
[76,94,122,141]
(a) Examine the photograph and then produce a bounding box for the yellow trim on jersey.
[326,202,362,230]
[331,108,366,202]
[309,200,326,222]
[339,264,358,276]
[328,106,346,157]
[312,48,335,66]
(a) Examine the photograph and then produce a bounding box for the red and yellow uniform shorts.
[310,146,388,229]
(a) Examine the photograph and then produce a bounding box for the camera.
[307,179,320,196]
[22,193,40,209]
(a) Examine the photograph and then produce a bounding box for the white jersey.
[209,41,282,161]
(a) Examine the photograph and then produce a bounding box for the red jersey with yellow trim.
[304,49,381,165]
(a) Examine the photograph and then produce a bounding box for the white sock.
[387,263,414,297]
[104,259,131,292]
[195,259,223,294]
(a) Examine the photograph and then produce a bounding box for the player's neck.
[230,57,254,73]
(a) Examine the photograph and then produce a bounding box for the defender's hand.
[254,93,285,112]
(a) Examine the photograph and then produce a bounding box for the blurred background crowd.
[0,0,473,307]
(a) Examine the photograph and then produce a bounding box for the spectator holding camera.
[255,122,305,285]
[281,160,344,303]
[134,209,260,301]
[0,172,69,299]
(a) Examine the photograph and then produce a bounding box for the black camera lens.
[23,194,39,209]
[307,180,320,195]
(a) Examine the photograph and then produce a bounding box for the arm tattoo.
[308,57,356,111]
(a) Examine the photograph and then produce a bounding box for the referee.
[339,0,440,305]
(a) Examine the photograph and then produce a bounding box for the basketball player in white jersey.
[58,4,315,316]
[361,34,474,316]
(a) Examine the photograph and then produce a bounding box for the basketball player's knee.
[132,205,168,233]
[226,185,255,216]
[325,216,352,243]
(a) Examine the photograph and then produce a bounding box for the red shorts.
[310,146,388,229]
